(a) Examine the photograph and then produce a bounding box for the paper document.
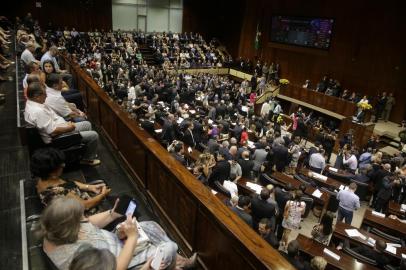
[323,248,341,260]
[312,189,323,198]
[401,204,406,212]
[155,129,162,133]
[329,167,338,172]
[345,229,360,237]
[371,211,386,218]
[402,253,406,259]
[211,190,218,195]
[246,182,263,194]
[312,172,328,181]
[367,237,376,246]
[386,245,397,254]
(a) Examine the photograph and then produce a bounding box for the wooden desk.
[301,168,343,190]
[362,209,406,238]
[388,201,406,218]
[296,234,379,270]
[324,165,354,184]
[333,222,406,261]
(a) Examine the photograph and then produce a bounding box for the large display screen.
[270,16,334,50]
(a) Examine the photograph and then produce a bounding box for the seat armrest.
[51,132,82,149]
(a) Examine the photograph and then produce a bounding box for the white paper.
[211,190,218,195]
[345,229,360,237]
[323,248,341,260]
[155,129,162,133]
[189,110,196,114]
[329,167,338,172]
[312,172,328,181]
[208,119,213,124]
[367,237,376,246]
[386,245,397,254]
[371,211,386,218]
[387,243,401,248]
[246,182,263,194]
[402,253,406,259]
[241,106,248,112]
[401,204,406,212]
[312,189,323,198]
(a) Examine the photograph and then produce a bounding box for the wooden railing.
[63,55,294,270]
[280,84,357,118]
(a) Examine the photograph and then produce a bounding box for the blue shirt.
[337,189,360,211]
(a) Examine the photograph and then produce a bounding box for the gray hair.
[69,246,116,270]
[41,197,84,245]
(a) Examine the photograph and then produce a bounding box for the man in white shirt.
[21,42,40,65]
[260,100,271,117]
[24,82,100,166]
[343,150,358,173]
[44,73,85,122]
[309,149,326,173]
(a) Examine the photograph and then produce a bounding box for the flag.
[254,23,261,50]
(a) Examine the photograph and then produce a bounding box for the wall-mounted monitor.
[270,15,334,50]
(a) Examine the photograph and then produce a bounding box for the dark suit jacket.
[140,120,155,135]
[251,196,276,225]
[281,253,310,270]
[262,232,279,249]
[182,129,196,147]
[231,207,253,228]
[208,160,230,186]
[353,246,390,268]
[238,158,255,178]
[272,144,289,172]
[161,119,175,143]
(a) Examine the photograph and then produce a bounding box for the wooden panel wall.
[5,0,112,31]
[237,0,406,122]
[62,55,296,270]
[182,0,245,57]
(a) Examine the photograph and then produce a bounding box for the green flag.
[254,23,261,50]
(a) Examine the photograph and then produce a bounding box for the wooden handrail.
[63,55,295,270]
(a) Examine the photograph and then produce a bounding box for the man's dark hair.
[27,74,40,86]
[237,196,251,208]
[260,188,270,200]
[45,73,61,88]
[25,61,38,74]
[27,82,45,99]
[259,218,271,229]
[376,239,387,252]
[30,148,65,179]
[287,240,300,257]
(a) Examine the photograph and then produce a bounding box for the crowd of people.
[11,11,406,270]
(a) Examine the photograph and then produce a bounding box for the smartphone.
[115,195,137,217]
[151,247,164,270]
[125,200,137,216]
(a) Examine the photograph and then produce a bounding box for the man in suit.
[272,142,289,172]
[375,174,399,212]
[370,163,391,207]
[353,240,391,268]
[161,113,176,143]
[258,218,279,249]
[231,195,253,227]
[170,142,187,166]
[252,146,269,175]
[251,189,276,230]
[140,113,156,135]
[238,150,255,179]
[182,121,196,148]
[208,152,230,186]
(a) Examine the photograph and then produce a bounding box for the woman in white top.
[281,190,306,249]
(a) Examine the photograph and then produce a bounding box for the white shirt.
[21,49,37,65]
[309,152,326,170]
[261,102,271,116]
[24,100,67,143]
[23,74,28,89]
[45,86,73,117]
[223,180,238,197]
[343,154,358,170]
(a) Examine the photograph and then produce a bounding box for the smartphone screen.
[125,200,137,216]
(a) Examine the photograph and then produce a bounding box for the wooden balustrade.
[280,84,357,119]
[63,55,294,270]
